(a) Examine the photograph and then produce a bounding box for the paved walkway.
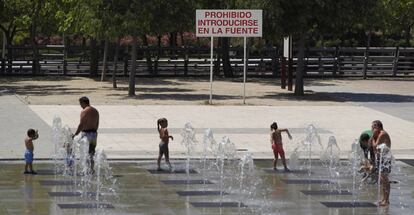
[307,79,414,122]
[0,94,52,159]
[1,79,414,160]
[23,104,414,159]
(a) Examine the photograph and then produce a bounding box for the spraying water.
[51,116,77,176]
[180,122,197,177]
[215,136,236,204]
[289,147,301,170]
[320,136,341,192]
[73,135,93,198]
[61,126,74,176]
[238,153,254,208]
[349,139,365,203]
[51,116,117,211]
[304,124,323,176]
[94,149,118,207]
[202,129,216,189]
[51,116,63,174]
[376,143,392,206]
[289,124,323,174]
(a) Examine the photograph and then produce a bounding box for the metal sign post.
[196,9,262,104]
[209,36,214,104]
[243,37,247,104]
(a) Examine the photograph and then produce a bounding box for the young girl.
[270,122,292,171]
[157,118,173,171]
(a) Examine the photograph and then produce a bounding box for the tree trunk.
[169,32,177,47]
[363,31,372,79]
[6,34,13,74]
[221,37,233,77]
[30,1,42,75]
[100,38,109,81]
[294,33,305,96]
[141,34,153,73]
[169,32,177,58]
[154,35,162,74]
[0,26,17,73]
[112,37,120,88]
[1,31,5,59]
[179,32,184,46]
[123,45,129,77]
[63,35,69,75]
[90,38,98,76]
[82,37,86,48]
[128,36,137,96]
[157,35,162,48]
[405,26,411,46]
[30,26,40,75]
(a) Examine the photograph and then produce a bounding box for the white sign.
[283,36,292,58]
[196,10,262,37]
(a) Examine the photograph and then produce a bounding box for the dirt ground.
[0,76,413,106]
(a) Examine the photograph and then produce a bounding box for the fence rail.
[1,46,413,77]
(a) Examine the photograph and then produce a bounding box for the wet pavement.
[0,159,413,215]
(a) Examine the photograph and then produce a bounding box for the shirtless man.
[371,120,391,206]
[73,97,99,174]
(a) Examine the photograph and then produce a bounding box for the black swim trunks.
[159,141,169,154]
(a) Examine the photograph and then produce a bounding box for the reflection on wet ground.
[0,160,413,215]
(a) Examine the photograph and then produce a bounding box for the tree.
[265,0,314,95]
[55,0,117,77]
[382,0,414,46]
[108,0,130,88]
[170,0,195,46]
[0,0,32,72]
[262,0,384,95]
[29,0,46,75]
[125,0,152,96]
[89,0,129,82]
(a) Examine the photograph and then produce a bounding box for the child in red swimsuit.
[270,122,292,171]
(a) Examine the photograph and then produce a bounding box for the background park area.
[1,1,414,214]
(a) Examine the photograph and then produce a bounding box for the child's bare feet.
[378,200,389,206]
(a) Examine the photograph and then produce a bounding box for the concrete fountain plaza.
[0,159,413,214]
[1,79,414,214]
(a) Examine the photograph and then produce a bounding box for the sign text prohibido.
[196,10,262,37]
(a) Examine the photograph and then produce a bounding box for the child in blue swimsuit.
[24,129,38,174]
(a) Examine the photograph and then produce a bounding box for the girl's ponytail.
[157,118,162,131]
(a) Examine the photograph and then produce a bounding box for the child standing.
[157,118,173,171]
[270,122,292,171]
[24,129,38,174]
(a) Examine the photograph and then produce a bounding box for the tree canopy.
[0,0,412,46]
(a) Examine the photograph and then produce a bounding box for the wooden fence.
[0,46,413,77]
